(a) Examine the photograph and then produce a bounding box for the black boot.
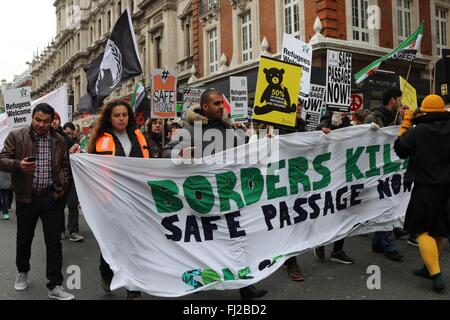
[239,285,267,300]
[431,273,445,293]
[413,265,431,279]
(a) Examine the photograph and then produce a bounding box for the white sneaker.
[14,272,28,291]
[69,233,84,242]
[48,286,75,300]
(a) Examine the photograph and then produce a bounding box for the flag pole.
[395,64,413,124]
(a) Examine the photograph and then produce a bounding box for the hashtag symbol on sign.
[161,70,170,81]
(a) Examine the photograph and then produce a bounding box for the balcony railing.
[200,0,220,19]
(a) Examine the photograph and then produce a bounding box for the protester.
[274,99,306,281]
[61,122,84,242]
[394,94,450,293]
[51,115,76,240]
[0,171,12,220]
[162,89,267,300]
[351,109,367,126]
[364,88,404,262]
[144,118,163,158]
[314,110,355,265]
[0,103,74,300]
[88,99,151,300]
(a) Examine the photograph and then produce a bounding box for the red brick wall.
[192,0,202,78]
[259,0,277,54]
[304,0,317,42]
[220,0,233,65]
[379,0,394,49]
[315,0,347,40]
[419,0,432,56]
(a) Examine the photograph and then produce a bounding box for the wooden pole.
[394,64,413,124]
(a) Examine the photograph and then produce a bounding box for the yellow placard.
[399,76,418,111]
[253,56,302,127]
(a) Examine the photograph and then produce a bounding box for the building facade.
[31,0,450,116]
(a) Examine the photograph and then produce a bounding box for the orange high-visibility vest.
[95,129,150,158]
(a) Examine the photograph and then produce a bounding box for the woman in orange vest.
[88,99,150,300]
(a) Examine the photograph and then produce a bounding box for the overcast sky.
[0,0,56,83]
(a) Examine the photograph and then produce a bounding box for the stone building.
[31,0,449,116]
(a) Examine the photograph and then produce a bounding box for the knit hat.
[420,95,446,113]
[54,112,61,121]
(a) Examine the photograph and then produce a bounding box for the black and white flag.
[84,9,142,110]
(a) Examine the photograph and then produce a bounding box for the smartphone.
[26,157,37,162]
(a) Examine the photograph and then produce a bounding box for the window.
[185,23,191,57]
[208,28,218,73]
[155,36,162,68]
[98,19,102,39]
[77,33,81,51]
[397,0,412,43]
[107,11,112,31]
[208,0,218,9]
[241,12,252,62]
[90,26,94,44]
[436,7,448,57]
[352,0,369,42]
[284,0,300,39]
[117,1,122,16]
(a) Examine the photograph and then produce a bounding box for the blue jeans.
[0,189,13,212]
[372,231,397,253]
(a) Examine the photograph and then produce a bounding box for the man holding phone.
[0,103,74,300]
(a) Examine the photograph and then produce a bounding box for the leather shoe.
[239,285,267,300]
[385,250,404,261]
[285,259,305,281]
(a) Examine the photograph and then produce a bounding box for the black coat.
[394,112,450,186]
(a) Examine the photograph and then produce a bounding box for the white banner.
[282,33,312,99]
[229,77,248,122]
[326,50,352,112]
[71,125,410,297]
[31,84,69,125]
[0,113,8,150]
[3,86,32,131]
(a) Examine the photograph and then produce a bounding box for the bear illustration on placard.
[254,67,297,115]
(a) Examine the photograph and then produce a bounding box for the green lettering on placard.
[383,144,401,174]
[267,160,288,200]
[313,153,332,190]
[365,145,381,178]
[241,168,264,206]
[201,269,221,285]
[183,176,215,214]
[288,156,311,194]
[345,147,364,182]
[147,180,183,214]
[216,171,245,212]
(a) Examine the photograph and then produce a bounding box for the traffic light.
[435,49,450,103]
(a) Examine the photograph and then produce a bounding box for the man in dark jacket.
[394,95,450,293]
[163,89,247,159]
[163,89,267,300]
[314,110,355,265]
[0,103,74,300]
[364,88,404,262]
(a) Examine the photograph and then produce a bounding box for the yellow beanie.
[420,94,446,113]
